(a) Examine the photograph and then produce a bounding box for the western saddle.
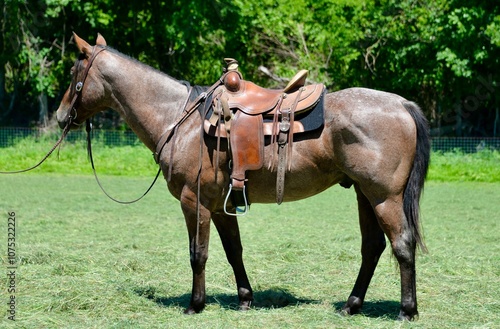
[204,59,325,215]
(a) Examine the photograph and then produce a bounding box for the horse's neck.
[104,54,189,152]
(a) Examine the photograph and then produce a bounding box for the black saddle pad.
[263,89,326,132]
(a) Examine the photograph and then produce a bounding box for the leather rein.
[0,47,106,175]
[85,47,224,204]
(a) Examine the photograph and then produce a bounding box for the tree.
[1,0,498,136]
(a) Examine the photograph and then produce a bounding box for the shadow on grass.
[133,286,319,311]
[332,300,401,320]
[133,285,400,319]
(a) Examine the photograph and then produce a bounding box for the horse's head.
[56,33,109,129]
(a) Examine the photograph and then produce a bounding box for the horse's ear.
[96,33,107,47]
[73,32,92,56]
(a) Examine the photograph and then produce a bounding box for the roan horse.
[56,33,430,320]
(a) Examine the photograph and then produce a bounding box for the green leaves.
[1,0,498,135]
[437,47,472,78]
[486,15,500,46]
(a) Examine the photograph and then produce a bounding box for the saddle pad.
[263,88,326,132]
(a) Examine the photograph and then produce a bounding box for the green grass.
[1,136,500,181]
[0,175,499,328]
[429,150,500,182]
[0,136,157,176]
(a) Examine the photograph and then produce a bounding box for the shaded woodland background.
[1,0,499,136]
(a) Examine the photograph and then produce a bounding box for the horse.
[56,33,430,321]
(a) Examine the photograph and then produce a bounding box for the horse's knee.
[189,239,209,269]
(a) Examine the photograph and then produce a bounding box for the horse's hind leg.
[374,194,418,320]
[373,194,419,320]
[212,213,253,310]
[342,185,386,315]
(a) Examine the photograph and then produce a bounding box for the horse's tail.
[402,101,430,252]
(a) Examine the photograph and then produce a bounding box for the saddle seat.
[221,69,321,117]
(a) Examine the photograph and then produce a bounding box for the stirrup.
[223,184,249,216]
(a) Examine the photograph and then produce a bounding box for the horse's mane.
[70,45,197,97]
[101,46,184,84]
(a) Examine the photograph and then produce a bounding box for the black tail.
[402,101,430,252]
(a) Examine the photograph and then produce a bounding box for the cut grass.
[0,175,498,328]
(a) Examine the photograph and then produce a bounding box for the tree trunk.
[495,106,499,137]
[455,100,463,137]
[38,92,48,127]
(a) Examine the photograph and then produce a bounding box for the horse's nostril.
[58,119,67,129]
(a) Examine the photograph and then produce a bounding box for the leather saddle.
[204,59,325,214]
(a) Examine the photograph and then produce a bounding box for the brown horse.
[56,33,430,320]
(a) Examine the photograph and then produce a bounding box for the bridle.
[0,45,162,203]
[73,45,163,204]
[1,44,221,208]
[63,46,107,126]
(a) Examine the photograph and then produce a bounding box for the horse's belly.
[245,166,344,204]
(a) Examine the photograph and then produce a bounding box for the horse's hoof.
[184,306,203,315]
[239,300,252,311]
[397,310,419,321]
[184,307,196,315]
[338,308,351,316]
[340,296,362,316]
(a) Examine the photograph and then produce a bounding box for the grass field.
[0,173,498,328]
[1,136,500,181]
[0,138,499,327]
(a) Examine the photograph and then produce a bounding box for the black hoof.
[397,309,419,321]
[341,296,363,315]
[184,305,204,315]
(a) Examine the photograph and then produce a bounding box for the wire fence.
[0,127,499,153]
[0,127,142,148]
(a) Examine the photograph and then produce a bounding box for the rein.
[85,120,162,204]
[77,46,162,204]
[1,45,161,204]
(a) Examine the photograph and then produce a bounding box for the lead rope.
[86,120,162,204]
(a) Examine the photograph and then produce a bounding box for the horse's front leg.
[212,213,253,310]
[180,189,212,314]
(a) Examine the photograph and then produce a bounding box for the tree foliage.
[1,0,498,136]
